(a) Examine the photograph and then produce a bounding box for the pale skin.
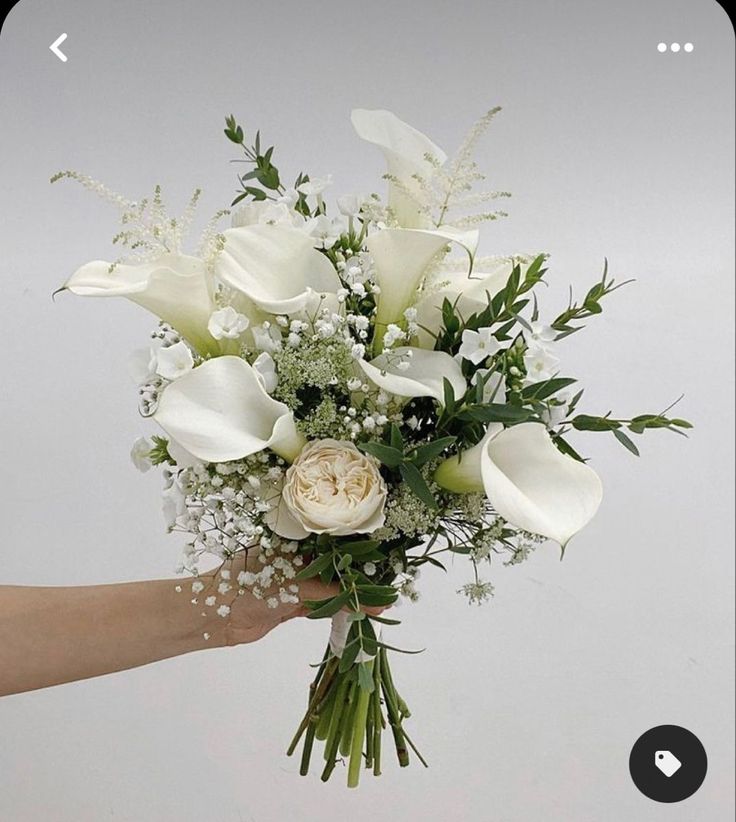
[0,567,369,698]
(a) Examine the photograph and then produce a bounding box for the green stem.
[287,656,338,756]
[347,665,373,788]
[339,681,358,757]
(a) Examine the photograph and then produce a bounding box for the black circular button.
[629,725,707,802]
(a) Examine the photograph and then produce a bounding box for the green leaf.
[358,441,404,468]
[399,462,438,510]
[571,414,621,432]
[335,539,382,556]
[358,662,375,692]
[442,377,456,412]
[461,403,536,424]
[613,428,640,456]
[375,641,425,655]
[521,377,577,402]
[369,614,402,626]
[339,639,360,672]
[305,589,351,619]
[409,436,457,466]
[294,551,334,580]
[389,424,404,451]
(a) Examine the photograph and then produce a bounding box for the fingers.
[295,579,389,619]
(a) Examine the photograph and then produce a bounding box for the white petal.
[215,224,341,315]
[155,341,194,381]
[413,263,511,347]
[481,423,603,547]
[265,495,310,540]
[359,346,466,405]
[64,253,217,355]
[351,109,446,228]
[367,226,478,348]
[153,356,305,463]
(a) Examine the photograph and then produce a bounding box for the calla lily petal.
[351,109,446,228]
[215,224,341,315]
[482,423,602,547]
[153,356,305,463]
[359,346,466,405]
[413,259,515,348]
[367,226,478,348]
[64,253,217,355]
[435,423,603,546]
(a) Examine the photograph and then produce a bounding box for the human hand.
[195,556,386,648]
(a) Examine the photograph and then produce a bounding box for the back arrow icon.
[50,33,68,62]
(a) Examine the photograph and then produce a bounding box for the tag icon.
[655,750,682,777]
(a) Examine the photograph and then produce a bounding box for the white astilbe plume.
[50,171,228,270]
[386,108,512,230]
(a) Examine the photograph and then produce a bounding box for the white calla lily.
[351,109,446,228]
[367,226,478,348]
[63,253,218,356]
[215,224,341,315]
[153,356,306,463]
[413,258,517,348]
[359,347,466,405]
[435,423,603,547]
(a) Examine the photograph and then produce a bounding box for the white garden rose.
[281,439,387,535]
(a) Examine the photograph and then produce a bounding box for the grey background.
[0,0,733,819]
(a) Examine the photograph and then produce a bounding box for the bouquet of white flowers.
[57,107,690,787]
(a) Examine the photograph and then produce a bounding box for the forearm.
[0,578,223,696]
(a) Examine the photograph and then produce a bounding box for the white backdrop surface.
[0,1,733,820]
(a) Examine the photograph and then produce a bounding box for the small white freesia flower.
[304,215,340,250]
[336,193,365,217]
[252,351,278,393]
[128,346,159,385]
[216,604,231,618]
[155,341,194,381]
[276,187,300,207]
[162,480,186,528]
[130,437,153,473]
[458,328,500,365]
[252,323,282,354]
[297,175,332,198]
[231,201,301,228]
[472,369,506,403]
[207,306,250,340]
[528,321,557,344]
[523,341,560,384]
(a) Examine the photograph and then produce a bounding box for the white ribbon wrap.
[329,611,380,662]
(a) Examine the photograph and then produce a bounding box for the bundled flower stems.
[58,107,690,786]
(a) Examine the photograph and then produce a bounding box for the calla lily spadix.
[153,356,306,464]
[359,346,467,406]
[367,226,478,349]
[63,253,219,356]
[351,108,447,229]
[434,422,603,548]
[215,224,341,316]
